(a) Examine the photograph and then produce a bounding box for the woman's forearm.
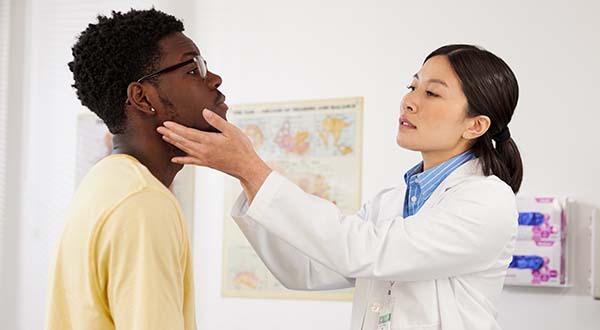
[237,158,272,204]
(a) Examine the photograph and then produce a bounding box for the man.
[46,8,228,330]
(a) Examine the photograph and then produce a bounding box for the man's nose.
[206,71,222,89]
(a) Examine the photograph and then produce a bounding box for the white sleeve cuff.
[231,171,287,223]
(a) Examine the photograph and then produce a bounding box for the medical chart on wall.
[221,97,363,301]
[74,113,196,235]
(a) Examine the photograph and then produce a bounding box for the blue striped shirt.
[403,150,476,218]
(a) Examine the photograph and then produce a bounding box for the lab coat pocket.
[391,281,441,330]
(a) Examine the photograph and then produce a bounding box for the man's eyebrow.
[413,73,448,87]
[180,51,199,60]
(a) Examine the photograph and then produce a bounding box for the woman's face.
[396,55,472,155]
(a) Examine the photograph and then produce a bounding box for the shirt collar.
[404,149,476,185]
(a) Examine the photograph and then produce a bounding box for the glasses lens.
[196,56,207,79]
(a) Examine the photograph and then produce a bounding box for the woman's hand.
[157,109,272,202]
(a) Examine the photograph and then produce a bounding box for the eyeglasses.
[136,55,208,83]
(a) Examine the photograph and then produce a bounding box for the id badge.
[376,296,394,330]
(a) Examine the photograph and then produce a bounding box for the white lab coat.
[231,159,517,330]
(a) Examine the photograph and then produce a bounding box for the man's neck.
[111,132,183,188]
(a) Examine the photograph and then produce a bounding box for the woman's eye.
[406,85,415,91]
[426,91,438,97]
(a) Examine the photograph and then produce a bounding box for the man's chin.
[206,125,221,133]
[192,124,221,133]
[197,112,226,133]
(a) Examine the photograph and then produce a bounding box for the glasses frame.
[136,55,207,83]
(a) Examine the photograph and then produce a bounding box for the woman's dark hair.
[425,44,523,193]
[69,8,184,134]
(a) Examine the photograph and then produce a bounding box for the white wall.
[5,0,599,329]
[190,1,600,330]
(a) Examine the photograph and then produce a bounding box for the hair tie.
[493,127,511,143]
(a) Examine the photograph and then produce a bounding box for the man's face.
[151,32,228,132]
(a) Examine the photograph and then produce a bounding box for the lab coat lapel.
[420,159,483,211]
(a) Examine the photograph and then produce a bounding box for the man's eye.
[188,68,199,75]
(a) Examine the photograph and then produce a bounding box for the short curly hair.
[69,8,184,134]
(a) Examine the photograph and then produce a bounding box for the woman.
[158,44,522,330]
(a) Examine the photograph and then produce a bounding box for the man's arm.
[96,189,191,330]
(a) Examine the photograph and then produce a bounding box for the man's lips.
[216,93,228,111]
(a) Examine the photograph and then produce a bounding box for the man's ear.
[463,115,491,140]
[126,82,156,114]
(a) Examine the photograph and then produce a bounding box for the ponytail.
[473,133,523,193]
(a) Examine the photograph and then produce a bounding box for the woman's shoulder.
[437,159,517,220]
[442,172,517,226]
[444,158,513,195]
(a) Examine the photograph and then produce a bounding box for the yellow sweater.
[46,154,196,330]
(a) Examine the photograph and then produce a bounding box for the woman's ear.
[463,115,491,140]
[126,82,156,115]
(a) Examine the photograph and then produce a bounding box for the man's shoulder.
[78,154,169,201]
[113,187,181,215]
[89,154,153,187]
[95,185,185,251]
[67,155,179,227]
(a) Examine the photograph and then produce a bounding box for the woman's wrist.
[238,157,272,204]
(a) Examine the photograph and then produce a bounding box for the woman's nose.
[401,95,417,113]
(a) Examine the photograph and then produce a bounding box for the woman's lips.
[399,116,416,129]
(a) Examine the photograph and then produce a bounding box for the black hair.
[425,44,523,193]
[69,8,184,134]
